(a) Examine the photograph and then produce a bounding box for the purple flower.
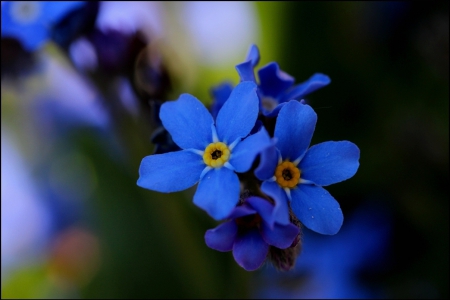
[205,196,299,271]
[236,44,331,117]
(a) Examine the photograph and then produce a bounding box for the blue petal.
[245,44,260,67]
[245,196,276,228]
[235,44,259,82]
[137,150,204,192]
[261,222,299,249]
[227,205,256,219]
[204,220,237,252]
[3,25,48,51]
[229,127,272,173]
[215,81,259,144]
[254,139,278,181]
[235,60,256,82]
[44,1,86,22]
[160,94,214,150]
[280,73,331,102]
[300,141,360,186]
[290,184,343,235]
[193,167,240,220]
[258,62,295,98]
[210,81,233,119]
[274,101,317,161]
[260,181,290,226]
[233,228,269,271]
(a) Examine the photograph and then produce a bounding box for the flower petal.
[245,44,260,67]
[274,101,317,161]
[229,127,272,173]
[254,140,278,181]
[261,222,299,249]
[280,73,331,103]
[235,44,259,82]
[258,62,295,98]
[227,205,256,219]
[204,220,238,252]
[137,150,204,192]
[290,184,343,235]
[160,93,214,150]
[215,81,259,144]
[210,81,233,119]
[193,167,240,220]
[233,228,269,271]
[245,196,275,227]
[235,60,256,82]
[44,2,87,22]
[300,141,360,186]
[260,181,290,226]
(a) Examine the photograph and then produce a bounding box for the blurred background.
[1,1,448,298]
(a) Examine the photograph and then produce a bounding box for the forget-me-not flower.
[255,100,360,235]
[205,196,299,271]
[236,44,331,117]
[1,1,85,51]
[137,81,272,220]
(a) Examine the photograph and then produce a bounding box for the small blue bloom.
[137,81,272,220]
[205,196,299,271]
[1,1,85,51]
[255,100,360,234]
[236,44,331,117]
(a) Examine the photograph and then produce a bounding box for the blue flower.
[205,196,299,271]
[137,81,272,220]
[253,201,392,298]
[255,100,360,234]
[1,1,85,51]
[236,44,331,117]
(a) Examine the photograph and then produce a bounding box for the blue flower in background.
[1,1,85,51]
[236,44,331,116]
[205,196,299,271]
[253,200,392,299]
[137,81,272,220]
[255,100,360,234]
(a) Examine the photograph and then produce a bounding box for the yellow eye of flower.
[203,142,230,168]
[11,2,41,24]
[275,160,301,188]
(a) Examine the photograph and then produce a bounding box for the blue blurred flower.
[205,196,299,271]
[236,44,331,116]
[137,81,272,220]
[253,200,392,299]
[1,1,85,51]
[255,100,360,234]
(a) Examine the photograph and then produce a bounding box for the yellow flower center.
[203,142,230,168]
[275,160,301,188]
[11,2,41,24]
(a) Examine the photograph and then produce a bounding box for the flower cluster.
[137,44,360,271]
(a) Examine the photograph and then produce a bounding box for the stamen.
[203,142,230,168]
[274,160,301,188]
